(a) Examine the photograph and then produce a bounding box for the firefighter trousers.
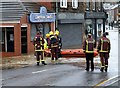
[51,47,58,61]
[100,52,109,68]
[85,53,94,71]
[36,51,45,63]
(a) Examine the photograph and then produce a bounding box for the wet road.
[2,29,119,87]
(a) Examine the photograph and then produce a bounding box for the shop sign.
[30,6,55,23]
[97,19,103,24]
[85,12,106,19]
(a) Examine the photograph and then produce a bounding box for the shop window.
[31,23,50,41]
[0,27,14,52]
[72,0,78,9]
[60,0,67,8]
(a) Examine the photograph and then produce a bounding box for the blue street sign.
[30,6,55,23]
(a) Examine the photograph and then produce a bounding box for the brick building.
[0,1,55,57]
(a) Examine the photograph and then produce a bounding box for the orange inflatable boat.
[44,49,98,57]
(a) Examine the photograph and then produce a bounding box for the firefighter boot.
[37,62,39,66]
[51,60,54,64]
[105,66,108,72]
[55,60,59,64]
[41,61,47,65]
[100,67,104,72]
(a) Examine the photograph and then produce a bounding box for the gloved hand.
[83,50,86,53]
[97,50,99,53]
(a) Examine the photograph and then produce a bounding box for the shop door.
[7,29,14,52]
[21,27,27,53]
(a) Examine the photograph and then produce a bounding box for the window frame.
[72,0,78,9]
[60,0,67,8]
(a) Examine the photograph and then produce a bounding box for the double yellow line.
[94,75,118,87]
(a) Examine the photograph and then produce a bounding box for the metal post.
[94,19,97,42]
[103,19,105,33]
[55,1,58,29]
[94,1,97,42]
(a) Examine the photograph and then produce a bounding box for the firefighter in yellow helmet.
[55,30,62,58]
[49,31,54,36]
[33,31,47,66]
[45,33,50,49]
[83,33,96,71]
[49,31,59,64]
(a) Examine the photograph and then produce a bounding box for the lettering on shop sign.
[30,6,55,23]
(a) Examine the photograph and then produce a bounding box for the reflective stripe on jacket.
[83,38,95,53]
[34,36,44,52]
[99,38,110,52]
[86,39,95,53]
[97,36,111,53]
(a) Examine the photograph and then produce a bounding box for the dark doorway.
[7,28,14,52]
[21,27,27,53]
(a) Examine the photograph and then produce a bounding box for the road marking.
[32,68,56,74]
[94,75,119,87]
[105,79,120,86]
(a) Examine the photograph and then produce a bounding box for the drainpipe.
[5,28,7,52]
[94,1,97,42]
[55,1,58,29]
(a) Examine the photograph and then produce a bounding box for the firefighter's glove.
[97,50,99,53]
[83,50,86,53]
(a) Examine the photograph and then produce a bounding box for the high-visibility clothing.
[50,35,58,48]
[98,37,110,53]
[83,38,95,53]
[33,36,44,52]
[44,39,48,49]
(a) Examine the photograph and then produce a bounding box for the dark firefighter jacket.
[33,35,44,51]
[97,37,111,53]
[83,38,96,53]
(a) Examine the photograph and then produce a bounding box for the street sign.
[30,6,55,23]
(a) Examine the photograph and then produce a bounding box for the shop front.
[29,6,55,41]
[85,12,107,41]
[57,12,84,49]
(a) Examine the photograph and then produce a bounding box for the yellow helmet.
[49,31,54,35]
[46,33,50,38]
[55,30,59,35]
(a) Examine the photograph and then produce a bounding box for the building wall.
[1,1,56,57]
[57,2,84,12]
[1,23,21,57]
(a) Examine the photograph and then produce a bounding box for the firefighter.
[45,33,50,49]
[55,30,62,58]
[49,31,59,64]
[97,32,111,72]
[33,31,47,66]
[83,33,96,71]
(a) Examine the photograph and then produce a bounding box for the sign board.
[97,19,103,24]
[85,12,106,19]
[58,13,84,20]
[30,6,55,23]
[85,19,92,24]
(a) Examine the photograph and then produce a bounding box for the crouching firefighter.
[97,32,111,72]
[33,31,47,66]
[49,31,59,64]
[83,33,96,71]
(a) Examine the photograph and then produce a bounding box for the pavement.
[1,53,101,70]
